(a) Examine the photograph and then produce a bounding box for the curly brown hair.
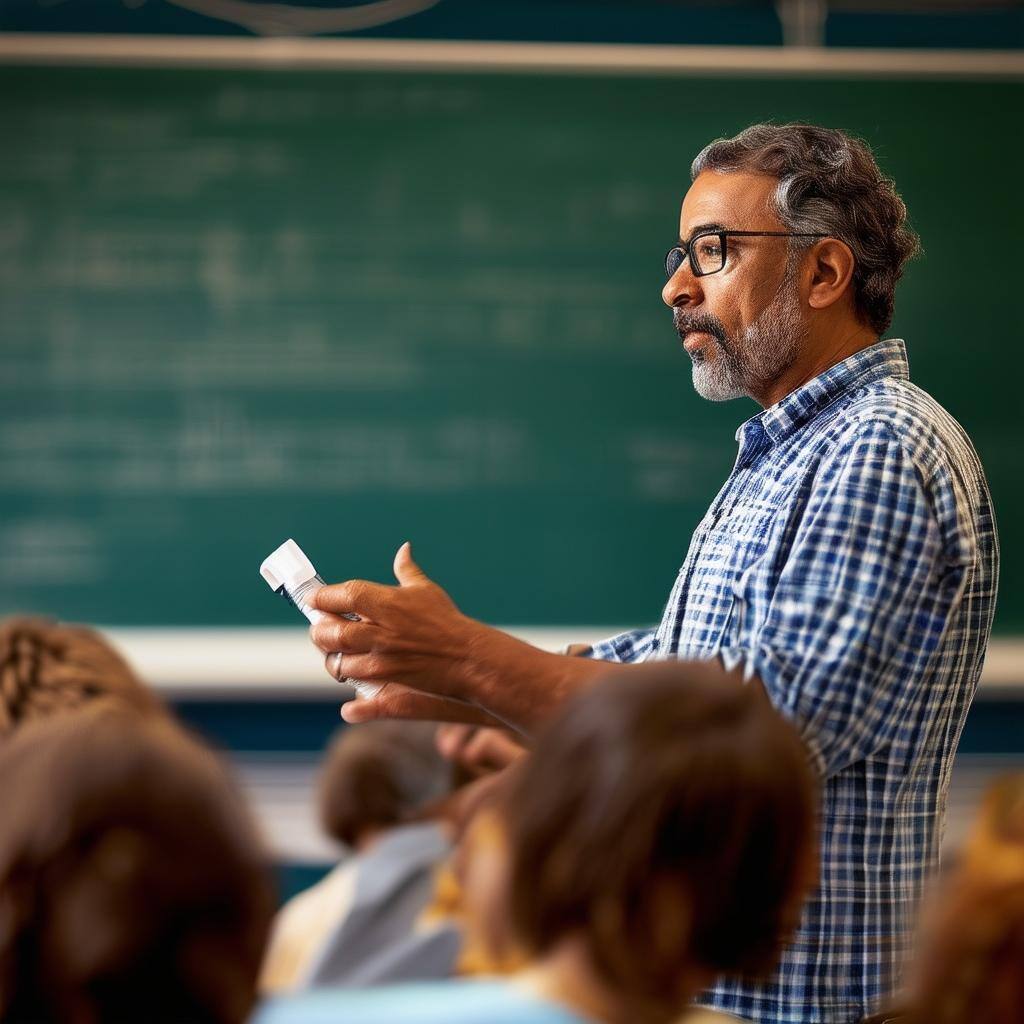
[0,617,163,737]
[692,123,920,335]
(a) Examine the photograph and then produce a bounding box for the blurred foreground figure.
[261,721,457,992]
[255,665,817,1024]
[0,615,163,737]
[903,774,1024,1024]
[0,707,275,1024]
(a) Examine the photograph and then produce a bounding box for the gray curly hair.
[691,123,920,335]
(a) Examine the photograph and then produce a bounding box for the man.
[309,124,999,1024]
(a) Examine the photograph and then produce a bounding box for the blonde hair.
[909,775,1024,1024]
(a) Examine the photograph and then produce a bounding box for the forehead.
[679,170,782,235]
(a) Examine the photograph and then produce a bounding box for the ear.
[805,238,856,314]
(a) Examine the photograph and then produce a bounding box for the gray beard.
[691,279,806,404]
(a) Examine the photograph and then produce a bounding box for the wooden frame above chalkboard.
[0,34,1022,80]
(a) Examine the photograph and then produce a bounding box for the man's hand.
[308,542,609,731]
[337,683,508,729]
[310,542,485,701]
[435,723,528,777]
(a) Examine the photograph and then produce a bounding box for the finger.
[393,540,429,587]
[309,617,377,654]
[324,651,347,682]
[340,686,507,728]
[324,651,388,682]
[435,723,476,761]
[310,579,391,618]
[463,727,528,772]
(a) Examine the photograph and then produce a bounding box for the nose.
[662,261,703,309]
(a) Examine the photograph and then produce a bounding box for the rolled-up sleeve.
[723,419,967,777]
[585,628,658,663]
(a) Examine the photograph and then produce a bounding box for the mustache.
[672,309,730,350]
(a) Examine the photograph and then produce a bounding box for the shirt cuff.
[585,628,658,664]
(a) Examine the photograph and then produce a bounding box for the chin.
[692,366,746,403]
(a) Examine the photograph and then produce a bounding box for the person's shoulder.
[251,979,590,1024]
[821,376,985,489]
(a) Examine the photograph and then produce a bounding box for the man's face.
[664,170,808,404]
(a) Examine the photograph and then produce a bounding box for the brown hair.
[692,122,920,335]
[907,774,1024,1024]
[0,616,163,737]
[318,721,454,847]
[0,707,275,1024]
[499,664,817,1018]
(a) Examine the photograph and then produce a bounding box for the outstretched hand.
[310,542,478,702]
[309,542,607,732]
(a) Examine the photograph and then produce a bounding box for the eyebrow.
[680,221,727,242]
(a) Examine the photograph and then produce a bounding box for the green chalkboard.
[1,64,1022,630]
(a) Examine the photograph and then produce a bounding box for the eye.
[695,237,723,260]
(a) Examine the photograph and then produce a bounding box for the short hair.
[498,665,817,1017]
[0,707,275,1024]
[0,616,163,737]
[318,721,454,848]
[692,122,920,335]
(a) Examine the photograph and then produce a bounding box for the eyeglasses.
[664,230,828,279]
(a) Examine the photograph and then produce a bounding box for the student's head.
[462,664,817,1021]
[665,122,919,406]
[0,616,163,737]
[907,774,1024,1024]
[319,721,454,850]
[0,707,275,1024]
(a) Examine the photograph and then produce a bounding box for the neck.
[514,936,691,1024]
[755,317,879,409]
[353,827,384,853]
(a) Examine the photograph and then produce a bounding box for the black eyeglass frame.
[664,230,828,279]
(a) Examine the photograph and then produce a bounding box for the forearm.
[455,622,613,732]
[455,626,745,733]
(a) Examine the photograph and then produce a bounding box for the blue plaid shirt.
[589,339,998,1024]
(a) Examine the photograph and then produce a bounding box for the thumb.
[393,540,429,587]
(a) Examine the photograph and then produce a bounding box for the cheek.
[701,278,744,333]
[736,260,783,319]
[711,267,783,337]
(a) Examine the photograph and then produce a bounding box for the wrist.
[457,625,605,733]
[449,615,506,700]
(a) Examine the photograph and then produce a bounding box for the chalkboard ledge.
[98,628,1024,701]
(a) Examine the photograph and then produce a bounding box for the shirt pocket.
[675,504,778,658]
[719,549,773,652]
[719,502,781,646]
[713,502,777,574]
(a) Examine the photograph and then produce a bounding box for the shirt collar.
[739,338,910,449]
